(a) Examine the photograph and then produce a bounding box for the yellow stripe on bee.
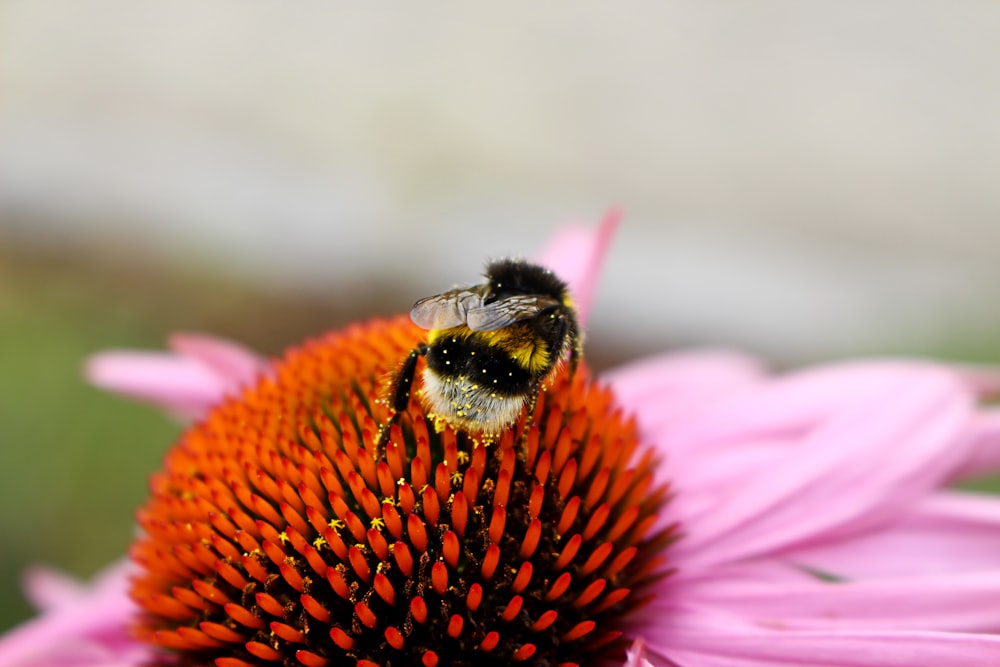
[481,328,550,375]
[510,340,550,374]
[426,327,472,344]
[428,325,551,375]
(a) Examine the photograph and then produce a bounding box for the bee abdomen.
[420,370,527,435]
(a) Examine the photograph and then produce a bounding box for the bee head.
[484,259,569,304]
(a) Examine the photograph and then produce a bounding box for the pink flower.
[4,210,1000,666]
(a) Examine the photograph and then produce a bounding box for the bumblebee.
[377,259,581,452]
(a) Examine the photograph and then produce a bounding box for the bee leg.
[569,342,582,377]
[517,385,542,461]
[374,344,427,458]
[568,314,584,375]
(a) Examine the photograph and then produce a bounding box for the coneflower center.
[131,317,673,667]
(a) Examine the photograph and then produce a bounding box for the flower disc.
[131,316,673,666]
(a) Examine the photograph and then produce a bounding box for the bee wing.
[410,288,487,330]
[465,295,560,332]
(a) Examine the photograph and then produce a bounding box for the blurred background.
[2,1,1000,630]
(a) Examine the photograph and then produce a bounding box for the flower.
[3,211,1000,666]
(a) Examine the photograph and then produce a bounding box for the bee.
[376,259,582,453]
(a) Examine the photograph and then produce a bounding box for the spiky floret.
[131,316,673,666]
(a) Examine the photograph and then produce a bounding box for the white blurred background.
[2,1,999,359]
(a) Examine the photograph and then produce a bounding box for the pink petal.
[167,333,269,390]
[535,208,620,325]
[21,566,88,612]
[0,561,151,667]
[949,363,1000,397]
[786,491,1000,578]
[664,569,1000,633]
[662,364,975,570]
[85,351,231,420]
[602,349,768,496]
[953,409,1000,480]
[646,362,968,461]
[647,627,1000,667]
[84,334,269,421]
[4,641,151,667]
[623,639,657,667]
[603,349,766,438]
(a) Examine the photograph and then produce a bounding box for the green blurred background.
[3,2,1000,632]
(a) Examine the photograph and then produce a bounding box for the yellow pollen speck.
[371,517,385,530]
[279,532,290,544]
